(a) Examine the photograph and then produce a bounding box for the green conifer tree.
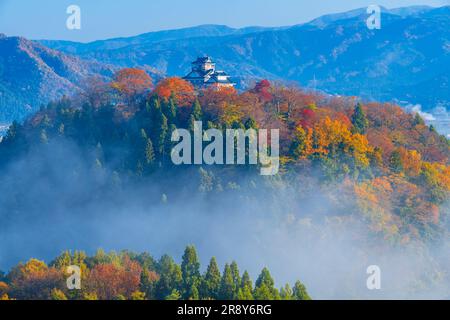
[201,257,221,299]
[219,264,236,300]
[351,103,369,134]
[181,246,201,299]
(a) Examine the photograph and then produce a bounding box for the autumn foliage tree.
[252,79,273,102]
[7,259,64,300]
[85,257,143,300]
[154,77,195,107]
[111,68,153,104]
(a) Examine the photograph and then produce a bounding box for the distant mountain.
[1,5,449,124]
[40,5,449,111]
[39,24,278,55]
[0,35,114,123]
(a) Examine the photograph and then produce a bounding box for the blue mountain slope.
[1,6,448,124]
[40,6,449,111]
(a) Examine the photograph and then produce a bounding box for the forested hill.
[0,71,449,298]
[1,6,449,124]
[41,6,450,111]
[0,246,311,300]
[1,71,448,241]
[0,35,114,123]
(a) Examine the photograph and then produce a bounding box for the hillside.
[0,35,114,123]
[1,6,448,125]
[0,72,448,298]
[41,6,450,111]
[0,246,310,300]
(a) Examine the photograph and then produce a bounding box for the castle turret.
[184,56,235,89]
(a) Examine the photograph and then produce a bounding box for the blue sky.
[0,0,448,42]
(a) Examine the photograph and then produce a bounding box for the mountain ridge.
[0,36,115,122]
[0,5,448,124]
[37,5,449,110]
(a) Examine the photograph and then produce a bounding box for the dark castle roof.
[184,57,235,86]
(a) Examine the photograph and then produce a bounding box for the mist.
[0,137,449,300]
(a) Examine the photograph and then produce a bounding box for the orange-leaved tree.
[111,68,153,104]
[154,77,195,107]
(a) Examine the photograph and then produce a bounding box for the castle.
[183,56,235,89]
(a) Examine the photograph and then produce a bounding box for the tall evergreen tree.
[230,261,241,297]
[164,124,177,165]
[293,281,311,300]
[241,271,253,291]
[413,113,425,126]
[166,95,178,124]
[280,284,294,300]
[254,268,280,300]
[187,284,200,300]
[188,114,197,132]
[219,264,236,300]
[201,257,221,299]
[145,138,155,166]
[237,271,254,300]
[245,117,258,130]
[156,255,182,300]
[389,150,404,173]
[351,103,369,134]
[157,113,168,157]
[5,121,20,141]
[181,246,201,298]
[192,98,203,121]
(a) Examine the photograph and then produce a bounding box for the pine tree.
[280,284,293,300]
[245,117,258,130]
[413,113,425,126]
[156,255,182,300]
[255,267,275,289]
[290,126,310,159]
[138,129,155,172]
[188,284,199,300]
[140,268,157,300]
[253,283,275,300]
[293,281,311,300]
[51,288,68,300]
[219,264,236,300]
[237,271,254,300]
[40,129,48,144]
[5,121,19,141]
[167,95,178,124]
[165,289,181,300]
[389,150,403,173]
[192,98,203,121]
[241,271,253,291]
[201,257,221,299]
[165,124,177,165]
[237,285,254,300]
[351,103,369,134]
[145,138,155,166]
[157,113,168,157]
[254,268,280,300]
[189,114,197,132]
[50,251,72,269]
[181,246,201,299]
[230,261,241,297]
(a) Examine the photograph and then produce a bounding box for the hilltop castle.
[183,56,235,89]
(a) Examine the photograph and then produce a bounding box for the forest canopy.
[0,246,311,301]
[0,68,449,299]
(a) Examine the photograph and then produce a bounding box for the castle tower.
[184,56,235,89]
